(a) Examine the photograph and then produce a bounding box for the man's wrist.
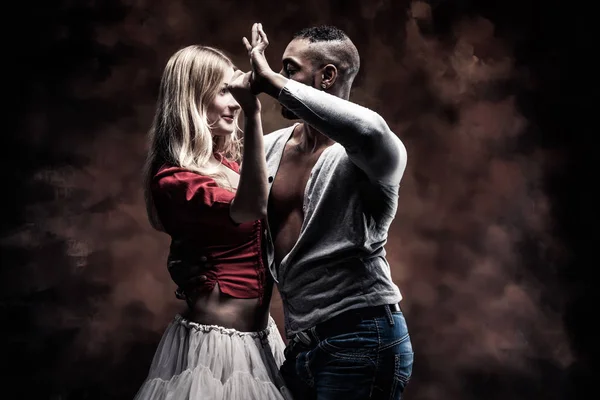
[261,71,288,99]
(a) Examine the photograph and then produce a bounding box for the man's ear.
[320,64,338,89]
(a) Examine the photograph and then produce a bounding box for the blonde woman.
[134,28,292,400]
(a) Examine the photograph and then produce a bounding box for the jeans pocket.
[389,352,414,399]
[319,331,378,359]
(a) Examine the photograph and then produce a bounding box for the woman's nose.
[227,94,241,110]
[230,100,241,111]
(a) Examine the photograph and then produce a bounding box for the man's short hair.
[291,25,360,92]
[293,25,349,43]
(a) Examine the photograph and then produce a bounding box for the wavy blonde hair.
[143,45,242,231]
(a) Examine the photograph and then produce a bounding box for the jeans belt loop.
[385,304,395,326]
[296,331,312,346]
[309,325,319,342]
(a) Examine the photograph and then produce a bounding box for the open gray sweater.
[264,79,407,338]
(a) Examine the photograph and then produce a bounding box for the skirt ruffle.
[134,315,292,400]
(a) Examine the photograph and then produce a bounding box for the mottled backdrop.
[2,0,592,399]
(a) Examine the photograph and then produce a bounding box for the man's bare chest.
[270,145,327,209]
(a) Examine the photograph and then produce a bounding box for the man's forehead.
[282,38,312,61]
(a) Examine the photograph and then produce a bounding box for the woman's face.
[207,67,241,136]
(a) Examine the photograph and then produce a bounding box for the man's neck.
[293,122,335,153]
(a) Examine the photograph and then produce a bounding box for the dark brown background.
[2,0,592,399]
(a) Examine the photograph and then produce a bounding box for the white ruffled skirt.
[133,315,293,400]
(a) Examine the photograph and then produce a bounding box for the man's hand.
[242,22,273,95]
[167,249,211,301]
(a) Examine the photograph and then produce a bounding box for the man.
[172,23,414,399]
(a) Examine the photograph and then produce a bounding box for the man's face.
[279,38,318,120]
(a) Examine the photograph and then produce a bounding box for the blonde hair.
[143,45,242,231]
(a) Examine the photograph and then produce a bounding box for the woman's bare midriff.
[183,281,274,332]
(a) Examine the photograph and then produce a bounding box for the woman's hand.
[228,69,261,115]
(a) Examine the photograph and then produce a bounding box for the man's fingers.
[242,37,252,53]
[181,275,208,293]
[191,275,209,285]
[258,23,269,45]
[175,271,210,300]
[245,23,268,54]
[167,258,211,285]
[174,287,187,300]
[251,23,258,46]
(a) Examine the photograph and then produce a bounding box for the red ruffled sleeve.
[164,170,235,207]
[151,163,240,233]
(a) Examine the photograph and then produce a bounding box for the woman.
[134,29,291,400]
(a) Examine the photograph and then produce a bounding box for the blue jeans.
[280,309,414,400]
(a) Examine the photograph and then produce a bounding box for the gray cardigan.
[264,79,407,337]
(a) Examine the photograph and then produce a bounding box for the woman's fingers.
[230,69,244,84]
